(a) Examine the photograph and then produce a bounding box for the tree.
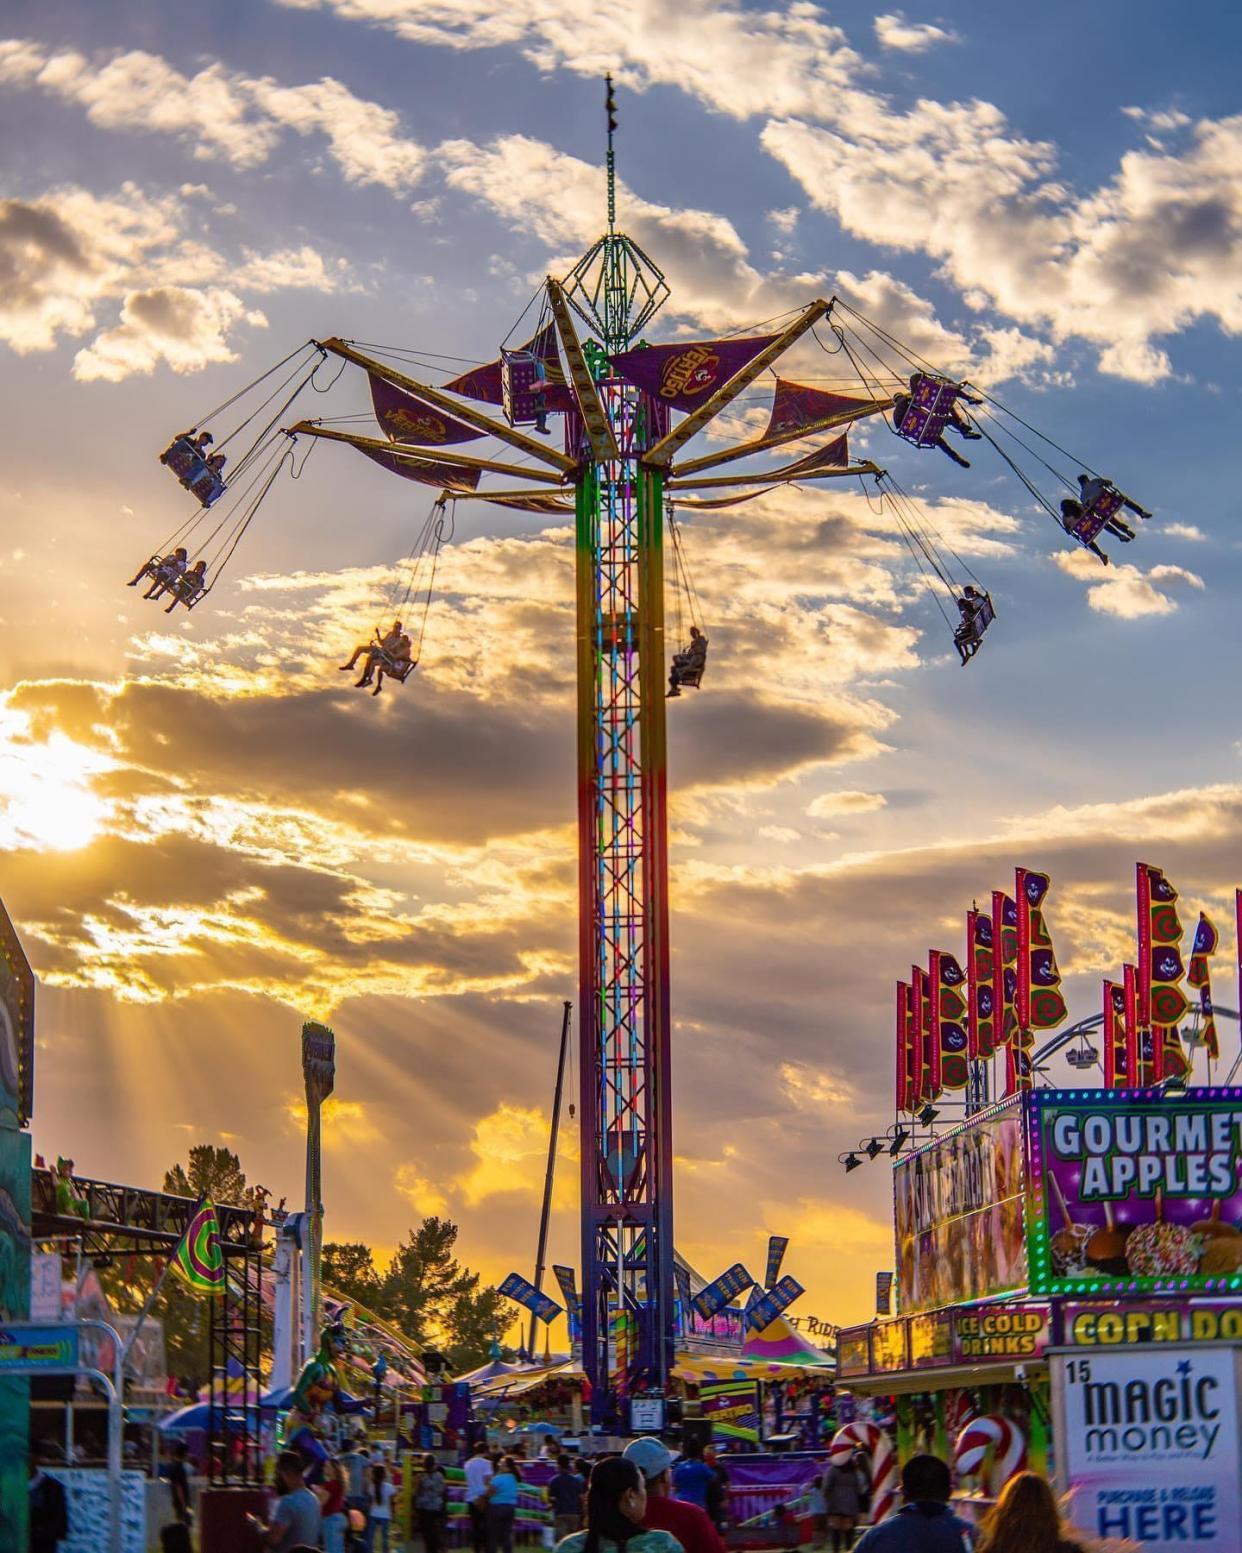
[444,1285,512,1372]
[322,1241,383,1307]
[376,1217,479,1343]
[163,1144,254,1206]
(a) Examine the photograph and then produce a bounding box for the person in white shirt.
[364,1464,397,1552]
[463,1443,495,1553]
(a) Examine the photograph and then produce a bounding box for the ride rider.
[130,547,188,595]
[340,621,409,690]
[1077,472,1152,522]
[164,558,208,611]
[953,584,987,665]
[667,625,708,698]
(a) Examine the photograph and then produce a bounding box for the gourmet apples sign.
[1055,1346,1242,1552]
[1027,1088,1242,1296]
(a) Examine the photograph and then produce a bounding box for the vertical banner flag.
[691,1263,754,1322]
[930,950,970,1089]
[674,1261,694,1331]
[171,1198,225,1295]
[912,964,938,1100]
[967,909,996,1061]
[552,1265,580,1320]
[1123,962,1152,1087]
[764,1236,789,1290]
[1015,868,1069,1035]
[1187,912,1220,1060]
[1137,862,1190,1082]
[875,1271,894,1316]
[896,980,913,1114]
[991,891,1019,1048]
[1102,980,1127,1089]
[906,980,923,1111]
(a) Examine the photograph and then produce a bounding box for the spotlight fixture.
[918,1104,939,1125]
[864,1137,884,1160]
[843,1152,862,1172]
[888,1128,910,1156]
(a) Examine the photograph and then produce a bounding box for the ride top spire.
[605,73,618,236]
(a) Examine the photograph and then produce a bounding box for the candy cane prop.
[954,1414,1027,1496]
[829,1421,898,1524]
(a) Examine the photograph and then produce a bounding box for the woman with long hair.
[977,1472,1092,1553]
[364,1461,397,1552]
[315,1457,348,1553]
[554,1456,681,1553]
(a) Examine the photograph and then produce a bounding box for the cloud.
[1163,522,1206,541]
[0,183,341,376]
[0,40,428,191]
[806,790,887,818]
[394,1165,449,1215]
[1053,549,1205,618]
[287,1096,381,1143]
[73,284,264,382]
[456,1101,574,1206]
[874,13,959,52]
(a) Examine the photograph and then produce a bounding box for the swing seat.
[378,653,416,683]
[893,374,961,448]
[166,572,208,609]
[953,592,995,647]
[501,350,550,429]
[671,665,704,690]
[1072,483,1124,545]
[161,436,227,508]
[1065,493,1121,547]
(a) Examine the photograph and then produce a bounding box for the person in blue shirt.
[486,1454,521,1553]
[671,1440,714,1510]
[854,1456,976,1552]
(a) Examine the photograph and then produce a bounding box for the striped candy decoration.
[828,1420,898,1524]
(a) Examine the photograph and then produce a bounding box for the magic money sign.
[1028,1088,1242,1297]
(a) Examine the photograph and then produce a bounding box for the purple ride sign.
[1028,1088,1242,1297]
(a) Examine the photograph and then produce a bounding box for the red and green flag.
[1137,862,1189,1081]
[930,949,970,1090]
[171,1198,225,1296]
[966,908,996,1060]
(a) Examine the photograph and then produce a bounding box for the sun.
[0,706,116,852]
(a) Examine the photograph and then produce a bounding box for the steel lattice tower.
[562,90,676,1424]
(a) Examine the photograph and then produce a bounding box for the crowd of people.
[117,1432,1117,1553]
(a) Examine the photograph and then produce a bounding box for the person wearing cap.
[623,1439,725,1553]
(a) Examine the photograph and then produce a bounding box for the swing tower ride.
[177,82,891,1424]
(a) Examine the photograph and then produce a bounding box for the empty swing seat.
[160,436,227,508]
[893,374,962,448]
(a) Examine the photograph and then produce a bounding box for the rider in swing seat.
[667,625,708,698]
[1078,472,1152,522]
[889,372,980,468]
[130,547,188,594]
[1059,499,1116,565]
[340,620,410,692]
[163,558,207,611]
[953,584,988,665]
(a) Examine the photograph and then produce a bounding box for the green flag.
[171,1197,225,1296]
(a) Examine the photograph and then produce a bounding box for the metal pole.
[529,1001,572,1355]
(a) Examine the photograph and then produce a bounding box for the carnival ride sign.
[1054,1345,1242,1552]
[497,1273,562,1325]
[894,1100,1026,1313]
[1028,1089,1242,1296]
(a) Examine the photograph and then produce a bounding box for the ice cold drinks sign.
[1056,1346,1242,1552]
[1029,1090,1242,1294]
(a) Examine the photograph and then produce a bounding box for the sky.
[1,0,1241,1338]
